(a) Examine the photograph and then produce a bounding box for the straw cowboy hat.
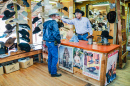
[5,17,15,24]
[4,24,16,33]
[7,3,20,11]
[38,12,49,19]
[2,10,15,20]
[48,9,59,16]
[5,37,16,47]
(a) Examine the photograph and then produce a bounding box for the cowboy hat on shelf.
[32,17,41,24]
[19,24,31,30]
[0,0,9,3]
[11,15,27,24]
[62,7,68,12]
[18,29,30,37]
[5,37,16,47]
[2,10,15,20]
[20,35,30,42]
[5,17,15,25]
[7,3,20,11]
[33,23,43,34]
[19,11,28,17]
[4,24,16,33]
[18,43,31,52]
[53,3,64,9]
[38,12,49,19]
[22,0,29,7]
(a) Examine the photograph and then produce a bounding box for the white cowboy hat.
[12,15,27,24]
[38,12,49,19]
[48,9,59,16]
[53,3,64,9]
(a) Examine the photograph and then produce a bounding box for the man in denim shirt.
[57,9,93,41]
[43,9,61,77]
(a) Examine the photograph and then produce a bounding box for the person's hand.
[87,35,92,38]
[56,16,62,20]
[58,44,61,47]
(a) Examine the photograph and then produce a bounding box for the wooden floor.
[0,60,130,86]
[0,63,89,86]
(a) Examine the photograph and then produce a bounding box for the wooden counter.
[61,40,120,53]
[59,39,120,86]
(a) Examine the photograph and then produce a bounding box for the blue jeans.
[77,33,88,41]
[46,42,58,74]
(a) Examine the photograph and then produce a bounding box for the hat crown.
[101,31,109,37]
[6,24,12,30]
[4,10,11,17]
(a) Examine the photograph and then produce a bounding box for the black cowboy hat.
[37,1,42,6]
[19,24,31,30]
[18,29,30,37]
[73,9,84,16]
[7,3,20,11]
[62,7,68,12]
[89,11,92,15]
[4,24,16,33]
[22,0,29,7]
[57,22,64,28]
[0,0,9,3]
[33,27,41,34]
[2,10,15,20]
[107,11,116,23]
[32,17,41,24]
[20,35,30,42]
[18,43,31,52]
[97,30,113,39]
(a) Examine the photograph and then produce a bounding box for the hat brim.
[97,35,113,39]
[32,18,41,24]
[2,11,15,20]
[73,11,84,16]
[7,3,20,11]
[33,27,41,34]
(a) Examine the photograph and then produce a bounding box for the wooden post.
[13,0,20,50]
[58,0,61,22]
[25,0,33,44]
[42,0,44,23]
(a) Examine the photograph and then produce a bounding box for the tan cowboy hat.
[5,37,16,47]
[5,17,15,24]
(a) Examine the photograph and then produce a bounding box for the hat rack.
[13,0,20,50]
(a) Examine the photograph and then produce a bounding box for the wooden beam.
[121,51,128,60]
[25,0,33,44]
[14,0,20,50]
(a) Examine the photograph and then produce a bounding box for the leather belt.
[77,32,88,35]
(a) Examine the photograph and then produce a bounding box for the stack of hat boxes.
[0,58,33,75]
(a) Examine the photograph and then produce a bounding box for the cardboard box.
[4,62,20,74]
[19,58,33,68]
[0,66,4,75]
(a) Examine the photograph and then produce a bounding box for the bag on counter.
[0,41,8,55]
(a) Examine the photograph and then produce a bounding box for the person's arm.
[87,19,93,35]
[53,21,61,44]
[61,18,75,25]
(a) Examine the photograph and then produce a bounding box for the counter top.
[61,40,120,53]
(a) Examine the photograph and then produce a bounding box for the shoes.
[51,73,62,77]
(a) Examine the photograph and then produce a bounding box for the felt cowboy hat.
[18,29,29,37]
[5,37,16,47]
[20,35,30,42]
[2,10,15,20]
[18,43,31,52]
[12,15,27,24]
[33,23,43,34]
[37,1,45,6]
[4,24,16,33]
[73,9,84,16]
[53,3,64,9]
[32,17,41,24]
[62,7,68,12]
[97,30,113,39]
[20,11,28,17]
[5,17,15,24]
[22,0,29,7]
[19,24,31,30]
[7,3,20,11]
[107,11,116,23]
[33,27,41,34]
[57,22,64,28]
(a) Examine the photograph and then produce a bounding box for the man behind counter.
[57,9,93,41]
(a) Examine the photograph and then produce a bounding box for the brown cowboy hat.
[5,37,16,47]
